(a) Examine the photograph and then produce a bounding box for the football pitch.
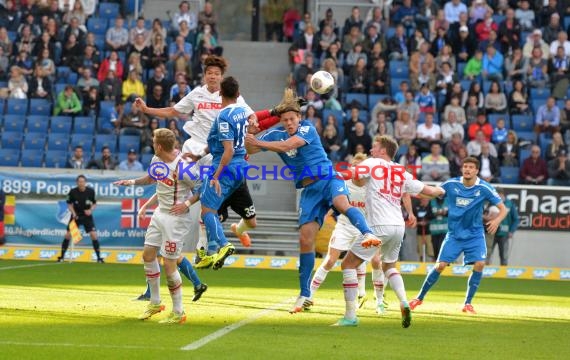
[0,260,568,360]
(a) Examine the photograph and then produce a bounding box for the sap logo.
[400,263,420,273]
[67,251,84,260]
[92,252,111,261]
[507,268,526,278]
[39,250,58,259]
[474,190,480,197]
[483,267,499,277]
[224,256,238,266]
[116,253,136,262]
[452,266,470,275]
[532,269,552,279]
[298,126,310,136]
[245,257,264,267]
[14,249,33,259]
[456,198,473,207]
[270,258,289,268]
[560,270,570,280]
[0,249,8,257]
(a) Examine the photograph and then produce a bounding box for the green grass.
[0,260,568,360]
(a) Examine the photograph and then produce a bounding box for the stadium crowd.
[285,0,570,186]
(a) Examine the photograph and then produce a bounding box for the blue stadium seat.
[3,114,22,131]
[457,62,466,79]
[23,132,46,150]
[50,116,73,134]
[119,135,141,153]
[530,99,543,113]
[0,149,19,166]
[345,93,368,109]
[95,134,118,153]
[0,99,5,115]
[517,131,536,144]
[56,66,71,81]
[358,110,370,123]
[487,114,506,128]
[1,131,23,149]
[117,152,129,162]
[99,3,120,19]
[47,133,70,151]
[460,79,474,93]
[29,99,52,116]
[141,153,154,169]
[395,144,408,159]
[55,84,67,96]
[511,114,534,132]
[26,115,49,133]
[530,87,550,100]
[390,78,407,96]
[368,94,388,107]
[6,31,16,42]
[519,147,532,163]
[6,99,28,115]
[20,149,43,167]
[44,150,67,168]
[500,167,519,184]
[389,61,409,78]
[70,134,94,153]
[87,18,108,35]
[73,116,96,134]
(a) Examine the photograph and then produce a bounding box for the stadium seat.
[99,3,120,19]
[457,62,466,79]
[530,87,550,100]
[519,147,532,163]
[50,116,73,134]
[125,0,145,15]
[55,83,67,96]
[71,134,94,153]
[44,150,67,168]
[1,131,23,149]
[345,93,368,109]
[23,132,46,150]
[29,99,52,116]
[6,31,16,42]
[56,66,71,81]
[26,115,49,133]
[119,127,142,136]
[530,99,543,113]
[87,18,108,35]
[118,135,141,153]
[0,149,19,166]
[368,94,388,108]
[0,99,5,115]
[517,131,536,144]
[73,116,96,134]
[141,153,153,169]
[460,79,474,93]
[500,166,519,184]
[20,149,43,167]
[358,110,370,123]
[3,114,22,132]
[487,114,506,128]
[390,78,407,96]
[395,144,408,159]
[95,134,118,153]
[511,114,534,132]
[6,99,28,115]
[47,133,70,151]
[389,60,409,78]
[117,152,128,162]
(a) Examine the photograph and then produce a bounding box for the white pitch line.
[181,297,293,351]
[0,262,60,271]
[0,341,166,350]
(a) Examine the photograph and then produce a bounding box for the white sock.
[196,222,208,251]
[342,269,358,320]
[356,262,366,297]
[167,271,183,314]
[236,219,252,235]
[310,265,330,299]
[385,268,407,304]
[144,259,161,305]
[372,269,385,305]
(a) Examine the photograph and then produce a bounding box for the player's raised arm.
[249,133,306,153]
[418,185,446,199]
[114,174,156,186]
[486,202,507,235]
[134,97,183,119]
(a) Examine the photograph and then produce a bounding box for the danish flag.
[121,199,156,228]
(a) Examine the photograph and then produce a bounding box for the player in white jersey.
[134,56,258,267]
[334,135,444,328]
[114,129,200,324]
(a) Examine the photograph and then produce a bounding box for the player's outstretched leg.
[385,267,411,328]
[463,262,484,314]
[356,262,367,309]
[333,196,381,248]
[410,262,445,310]
[231,218,255,247]
[201,210,235,270]
[290,223,317,313]
[177,256,208,301]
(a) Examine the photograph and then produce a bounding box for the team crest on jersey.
[456,197,473,207]
[298,126,310,136]
[474,190,481,197]
[219,122,229,133]
[283,140,297,157]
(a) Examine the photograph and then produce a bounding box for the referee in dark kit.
[57,175,104,263]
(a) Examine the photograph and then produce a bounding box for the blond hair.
[153,128,176,152]
[274,88,301,115]
[351,152,368,165]
[374,135,399,159]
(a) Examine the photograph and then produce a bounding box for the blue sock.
[177,256,201,288]
[345,207,372,235]
[144,282,150,297]
[417,268,441,300]
[465,270,482,304]
[202,211,228,247]
[299,252,315,297]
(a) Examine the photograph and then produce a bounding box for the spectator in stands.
[435,45,455,74]
[119,149,144,171]
[398,90,420,123]
[169,35,192,75]
[321,41,344,69]
[498,130,519,166]
[346,122,372,158]
[452,25,475,64]
[147,65,170,101]
[436,62,457,95]
[410,27,428,54]
[474,8,497,43]
[348,57,368,93]
[463,49,483,81]
[129,17,151,46]
[120,104,149,133]
[444,0,467,24]
[81,0,97,17]
[125,52,144,78]
[387,24,409,60]
[469,0,490,25]
[443,95,466,124]
[98,51,124,82]
[129,34,150,69]
[545,131,568,161]
[171,0,198,35]
[122,69,145,102]
[559,99,570,139]
[415,112,441,152]
[520,145,548,184]
[547,148,570,185]
[167,119,185,145]
[149,33,168,69]
[445,81,464,107]
[77,68,99,96]
[54,85,81,116]
[169,73,191,104]
[447,9,468,43]
[467,130,498,157]
[462,81,484,108]
[19,14,40,38]
[482,44,504,81]
[261,0,284,42]
[195,23,223,56]
[63,2,87,32]
[342,6,363,36]
[410,42,435,79]
[82,86,100,117]
[416,0,439,36]
[394,80,409,104]
[399,144,422,177]
[63,16,86,45]
[361,24,382,55]
[543,12,563,44]
[66,145,87,169]
[549,31,570,57]
[198,0,218,34]
[484,82,507,115]
[322,124,342,163]
[8,66,28,99]
[76,45,99,75]
[367,111,394,138]
[523,29,550,59]
[303,105,323,135]
[301,89,324,113]
[468,112,493,141]
[316,24,337,58]
[393,0,418,37]
[141,118,160,154]
[283,9,302,43]
[449,145,468,177]
[151,18,167,42]
[320,8,339,36]
[477,142,501,183]
[87,146,118,170]
[421,142,450,181]
[84,32,102,61]
[535,97,561,134]
[32,32,55,60]
[100,69,122,103]
[415,84,437,114]
[441,112,465,142]
[341,25,363,55]
[0,27,12,55]
[346,43,367,70]
[527,47,549,88]
[508,79,530,114]
[106,17,128,51]
[515,0,535,31]
[146,84,167,108]
[411,62,436,93]
[497,8,521,55]
[28,65,52,100]
[0,47,9,80]
[15,50,33,75]
[549,45,570,92]
[505,48,528,83]
[445,131,464,159]
[343,106,362,137]
[395,110,417,145]
[492,117,509,144]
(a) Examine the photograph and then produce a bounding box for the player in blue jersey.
[190,76,250,271]
[245,88,382,313]
[409,157,507,314]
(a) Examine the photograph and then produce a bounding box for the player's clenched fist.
[134,98,147,112]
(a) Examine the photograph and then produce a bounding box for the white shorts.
[144,210,191,259]
[350,225,405,263]
[182,138,213,166]
[329,223,361,251]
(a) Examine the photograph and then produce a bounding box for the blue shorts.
[437,233,487,265]
[299,177,349,227]
[200,163,245,211]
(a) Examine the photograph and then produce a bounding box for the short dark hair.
[462,156,480,169]
[74,145,83,150]
[204,55,227,74]
[102,146,110,152]
[76,175,87,182]
[220,76,239,99]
